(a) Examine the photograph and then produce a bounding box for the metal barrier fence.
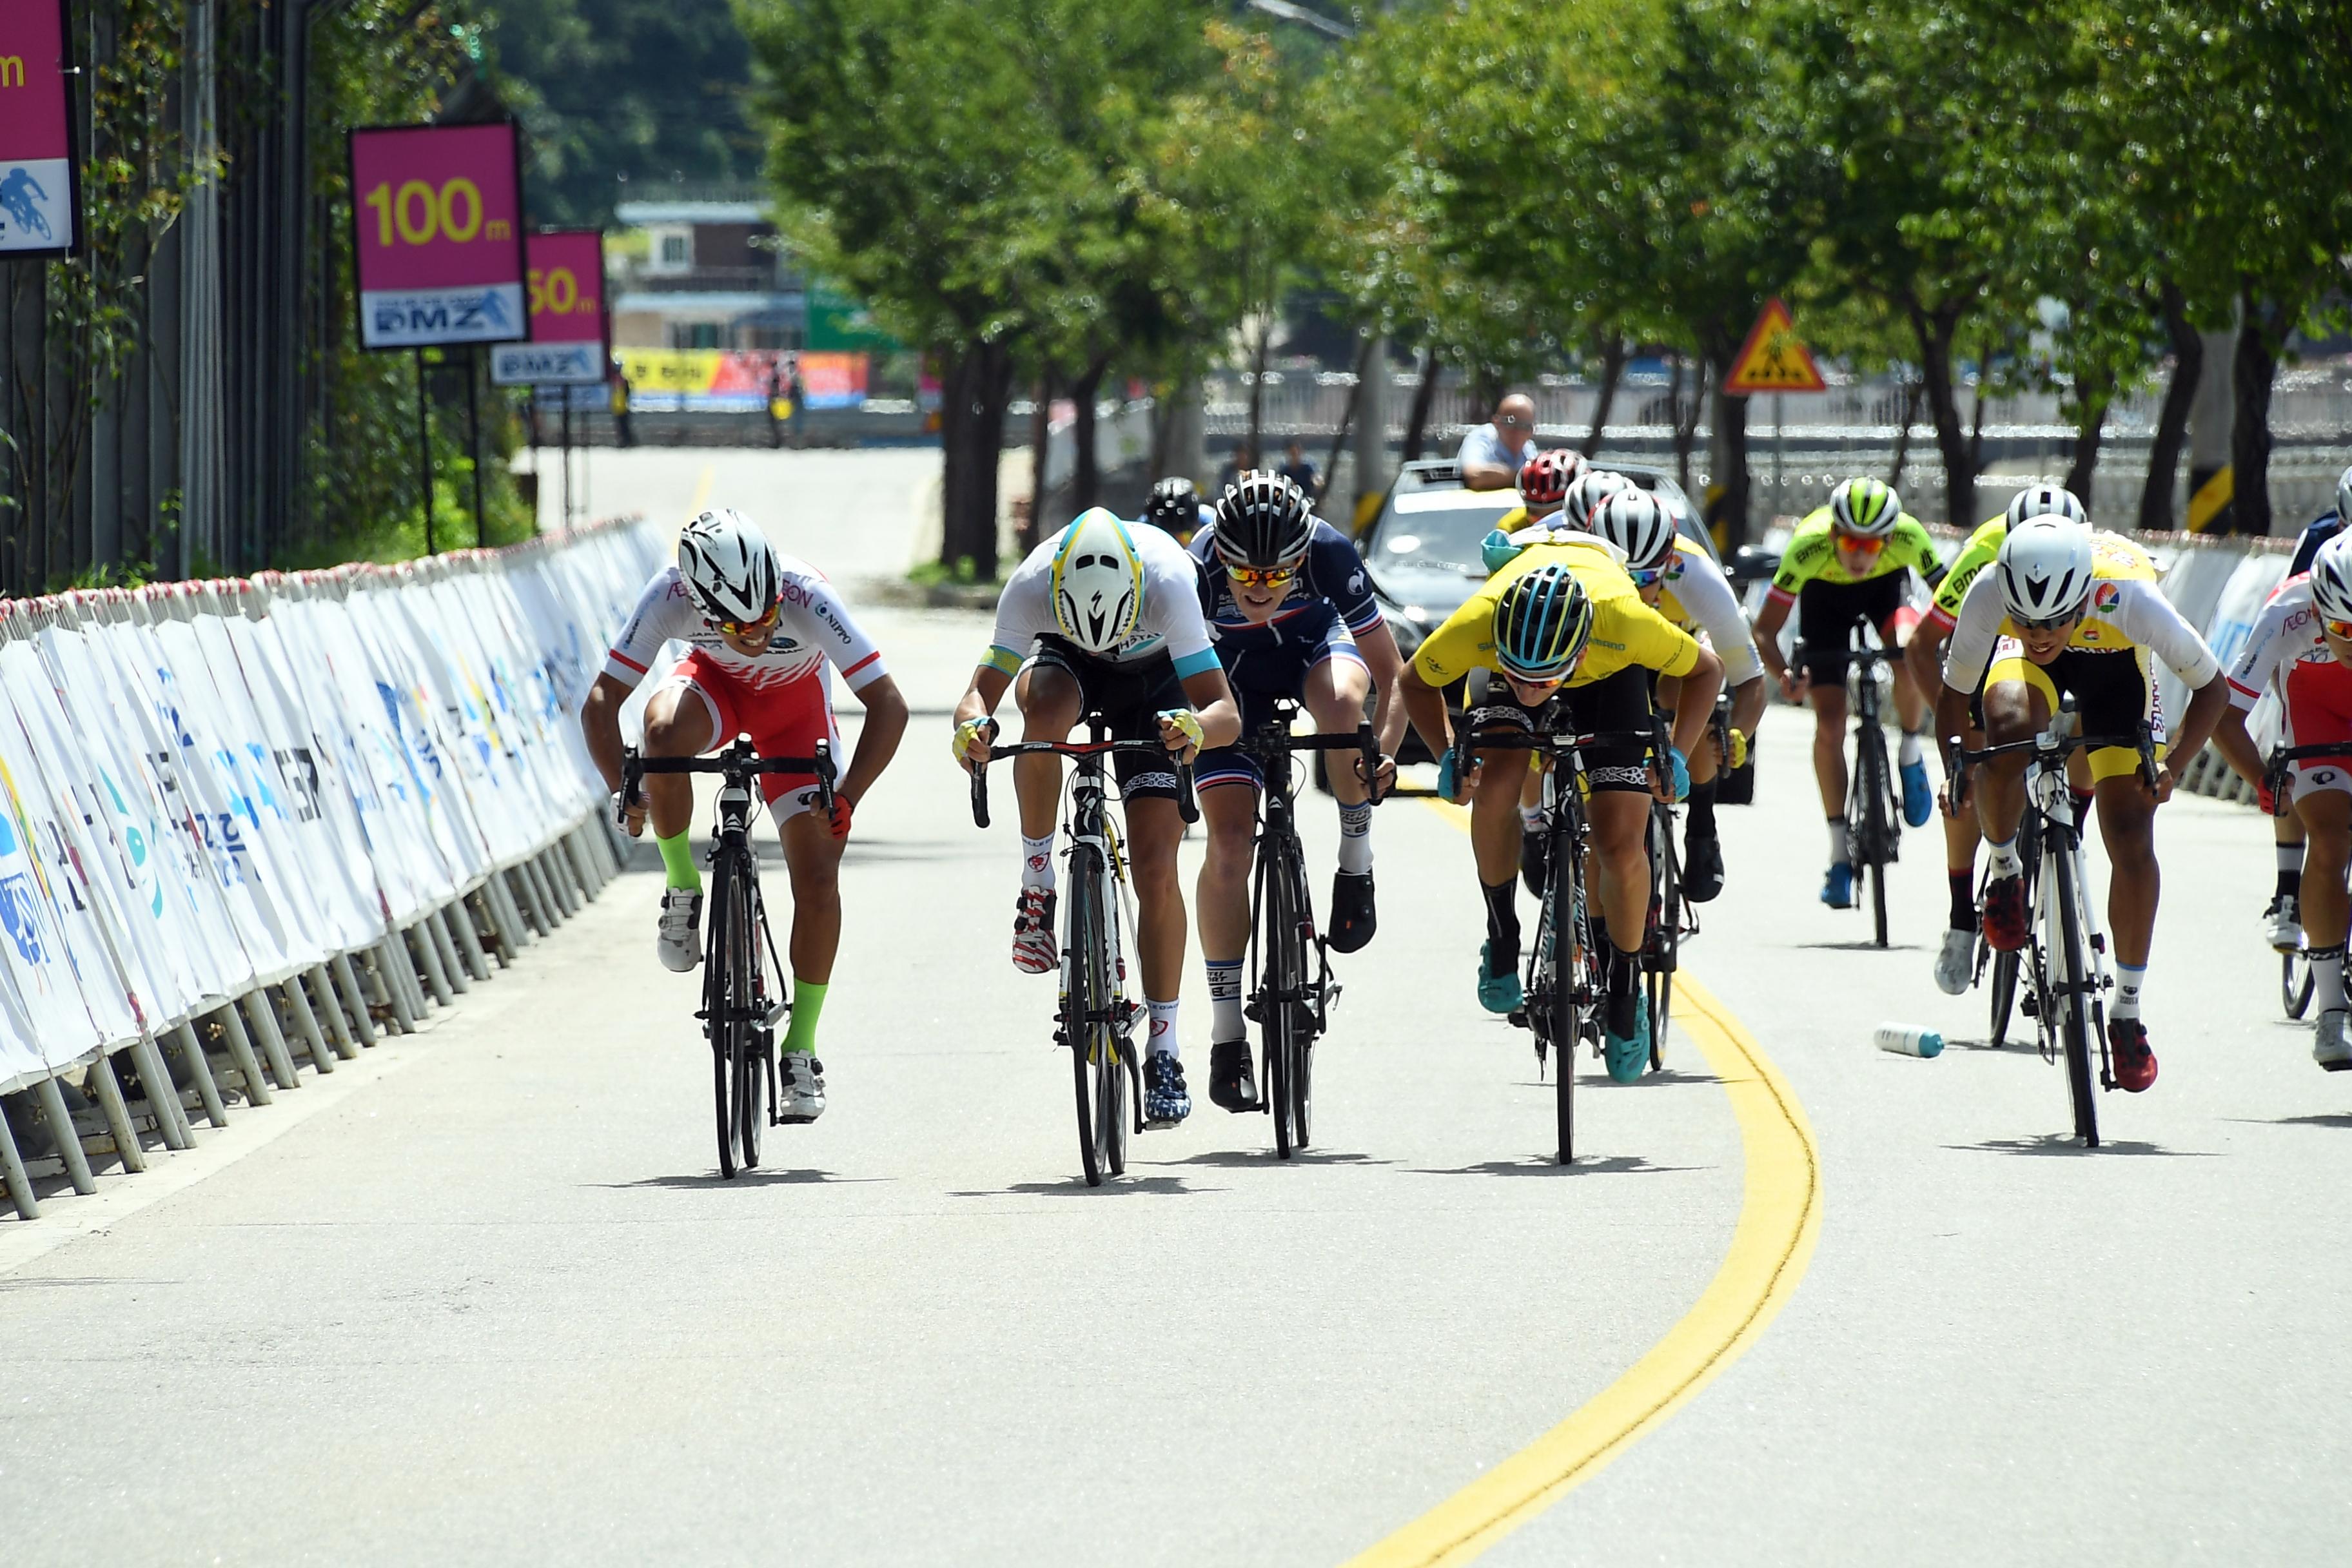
[0,518,663,1220]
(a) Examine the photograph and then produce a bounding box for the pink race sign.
[348,122,527,349]
[0,0,77,255]
[489,230,609,386]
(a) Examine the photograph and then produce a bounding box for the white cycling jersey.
[603,558,888,695]
[2224,571,2331,711]
[985,522,1220,678]
[1943,568,2220,692]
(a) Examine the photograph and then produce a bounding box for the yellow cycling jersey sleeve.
[1930,516,2009,622]
[1413,538,1700,689]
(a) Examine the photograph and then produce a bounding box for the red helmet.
[1516,447,1586,508]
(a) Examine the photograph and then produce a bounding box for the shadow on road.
[2235,1113,2352,1130]
[1795,939,1926,953]
[1139,1149,1392,1170]
[593,1168,881,1190]
[1948,1135,2220,1158]
[1508,1069,1720,1090]
[947,1175,1215,1198]
[1407,1155,1702,1177]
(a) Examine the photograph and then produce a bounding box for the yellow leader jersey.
[1412,536,1702,689]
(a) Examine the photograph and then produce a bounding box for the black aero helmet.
[1144,476,1201,536]
[1212,470,1316,571]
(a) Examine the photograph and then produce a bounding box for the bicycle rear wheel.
[1988,946,2021,1047]
[2048,843,2101,1148]
[1647,808,1678,1072]
[1064,844,1108,1186]
[1099,1026,1130,1179]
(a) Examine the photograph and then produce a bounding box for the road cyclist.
[1142,475,1215,544]
[1187,471,1401,1115]
[1934,517,2229,1093]
[1903,485,2153,996]
[579,508,910,1122]
[1494,447,1586,536]
[951,507,1241,1128]
[1750,477,1946,910]
[2211,531,2352,1070]
[2252,464,2352,959]
[1386,528,1724,1069]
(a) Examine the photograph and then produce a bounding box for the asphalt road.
[4,449,2346,1565]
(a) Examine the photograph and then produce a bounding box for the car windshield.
[1370,500,1524,576]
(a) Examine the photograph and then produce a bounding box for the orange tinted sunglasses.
[714,603,781,637]
[2324,616,2352,640]
[1229,563,1298,589]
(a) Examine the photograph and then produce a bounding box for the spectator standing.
[611,362,636,449]
[1279,438,1322,502]
[1456,391,1537,490]
[765,358,789,448]
[786,356,808,448]
[1216,441,1257,497]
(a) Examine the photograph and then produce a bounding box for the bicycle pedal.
[1507,1006,1530,1030]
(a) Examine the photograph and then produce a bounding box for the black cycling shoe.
[1682,828,1725,904]
[1209,1038,1259,1112]
[1329,870,1377,954]
[1520,825,1550,899]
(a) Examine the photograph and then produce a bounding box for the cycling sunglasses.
[711,603,781,638]
[1833,533,1887,554]
[1625,551,1681,590]
[1228,562,1298,589]
[2010,608,2083,633]
[2326,616,2352,641]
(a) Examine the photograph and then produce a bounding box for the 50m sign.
[348,122,527,351]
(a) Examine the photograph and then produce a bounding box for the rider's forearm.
[1398,672,1450,759]
[1358,625,1404,749]
[580,676,632,794]
[2165,678,2230,774]
[1667,658,1723,759]
[2210,710,2266,787]
[1904,625,1949,695]
[1933,688,1972,776]
[839,678,908,806]
[955,666,1012,729]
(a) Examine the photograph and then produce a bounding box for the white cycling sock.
[2280,842,2306,876]
[1899,730,1925,767]
[2314,946,2347,1014]
[1986,836,2023,878]
[2113,963,2147,1021]
[1827,817,1849,867]
[1206,959,1245,1043]
[1337,801,1373,875]
[1521,803,1545,833]
[1020,832,1056,892]
[1147,997,1181,1060]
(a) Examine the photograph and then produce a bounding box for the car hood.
[1370,559,1484,627]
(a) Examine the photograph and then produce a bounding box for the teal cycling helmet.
[1492,564,1595,680]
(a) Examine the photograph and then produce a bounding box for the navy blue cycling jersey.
[1189,518,1382,651]
[2291,511,2346,576]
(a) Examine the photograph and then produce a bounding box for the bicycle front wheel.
[705,866,743,1179]
[1264,838,1314,1158]
[730,873,765,1171]
[1988,946,2021,1047]
[1549,844,1583,1164]
[2048,843,2101,1148]
[1064,843,1109,1187]
[1647,809,1678,1072]
[1856,725,1892,947]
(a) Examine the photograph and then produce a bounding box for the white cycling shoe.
[778,1053,828,1121]
[656,888,703,972]
[2266,894,2304,954]
[1934,926,1976,997]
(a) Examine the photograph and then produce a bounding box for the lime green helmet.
[1830,476,1902,540]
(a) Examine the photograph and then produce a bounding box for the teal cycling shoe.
[1821,862,1858,908]
[1604,992,1651,1083]
[1477,941,1524,1014]
[1899,757,1933,828]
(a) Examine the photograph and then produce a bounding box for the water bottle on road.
[1875,1023,1944,1059]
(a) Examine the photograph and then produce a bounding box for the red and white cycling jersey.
[602,558,887,698]
[2225,571,2335,713]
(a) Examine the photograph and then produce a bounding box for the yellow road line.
[1350,809,1821,1567]
[687,464,715,521]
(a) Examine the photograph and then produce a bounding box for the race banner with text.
[349,122,528,349]
[617,350,868,412]
[0,0,77,257]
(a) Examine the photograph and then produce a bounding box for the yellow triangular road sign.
[1722,299,1827,395]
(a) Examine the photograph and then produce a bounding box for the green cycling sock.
[656,829,700,892]
[783,979,828,1055]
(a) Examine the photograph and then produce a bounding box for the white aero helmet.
[1587,489,1679,573]
[2006,483,2088,529]
[1562,469,1634,532]
[1050,507,1145,654]
[1830,476,1903,538]
[678,507,782,624]
[2309,533,2352,624]
[2335,462,2352,525]
[1997,517,2095,626]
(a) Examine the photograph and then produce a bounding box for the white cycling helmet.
[2309,533,2352,624]
[1562,469,1634,532]
[1830,476,1903,539]
[1050,507,1145,654]
[1998,517,2095,626]
[2006,483,2088,529]
[2335,463,2352,525]
[678,508,781,623]
[1587,490,1679,573]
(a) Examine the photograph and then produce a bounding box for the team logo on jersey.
[2093,582,2121,613]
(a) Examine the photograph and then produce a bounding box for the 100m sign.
[361,178,513,248]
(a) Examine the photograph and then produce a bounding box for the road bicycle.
[622,736,833,1179]
[1642,790,1698,1072]
[1956,698,2155,1148]
[1452,707,1665,1164]
[1234,700,1382,1158]
[2262,743,2352,1018]
[1836,621,1905,948]
[1973,807,2043,1048]
[970,718,1197,1186]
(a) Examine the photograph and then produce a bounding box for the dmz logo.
[370,288,517,342]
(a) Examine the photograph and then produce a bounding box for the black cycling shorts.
[1796,575,1912,685]
[1471,665,1657,794]
[1025,636,1186,803]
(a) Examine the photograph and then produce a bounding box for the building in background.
[609,187,802,351]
